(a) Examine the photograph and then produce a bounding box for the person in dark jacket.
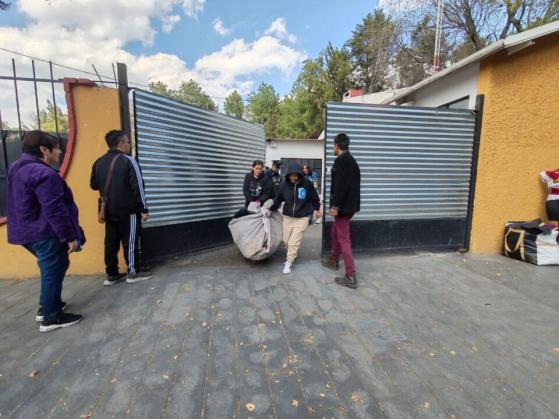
[321,133,360,288]
[234,160,273,218]
[266,160,282,195]
[7,131,85,332]
[272,163,321,274]
[90,130,152,285]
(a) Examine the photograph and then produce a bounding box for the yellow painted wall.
[0,86,122,279]
[470,35,559,253]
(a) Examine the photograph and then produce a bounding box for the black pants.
[105,213,141,276]
[546,200,559,221]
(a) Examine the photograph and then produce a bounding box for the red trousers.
[330,214,356,276]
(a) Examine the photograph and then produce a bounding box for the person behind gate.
[272,163,321,274]
[321,133,361,289]
[7,131,85,332]
[90,130,152,286]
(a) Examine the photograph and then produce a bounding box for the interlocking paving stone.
[0,225,558,418]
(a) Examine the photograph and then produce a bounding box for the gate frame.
[463,94,485,252]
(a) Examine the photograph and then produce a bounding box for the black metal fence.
[0,57,71,217]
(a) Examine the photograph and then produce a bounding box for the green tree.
[323,43,353,101]
[246,83,279,138]
[148,81,175,99]
[31,100,68,133]
[274,43,353,139]
[175,80,217,111]
[224,90,245,118]
[148,79,217,111]
[348,10,399,92]
[289,56,334,138]
[275,97,307,138]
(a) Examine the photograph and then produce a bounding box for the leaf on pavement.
[246,402,256,412]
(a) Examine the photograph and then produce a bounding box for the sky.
[0,0,383,126]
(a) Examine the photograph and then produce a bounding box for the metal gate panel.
[325,103,475,221]
[133,90,265,227]
[324,101,479,252]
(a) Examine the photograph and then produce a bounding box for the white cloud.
[0,0,305,124]
[213,17,231,36]
[377,0,419,15]
[265,18,297,44]
[195,37,306,82]
[162,15,181,33]
[181,0,205,19]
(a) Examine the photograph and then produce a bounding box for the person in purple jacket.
[7,131,85,332]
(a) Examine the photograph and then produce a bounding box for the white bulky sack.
[229,199,283,261]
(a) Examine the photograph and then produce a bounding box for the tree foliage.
[347,10,399,93]
[224,91,245,118]
[148,80,217,111]
[175,80,217,111]
[30,100,68,133]
[395,15,451,87]
[246,83,279,138]
[420,0,559,51]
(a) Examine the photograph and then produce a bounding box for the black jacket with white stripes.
[90,150,149,219]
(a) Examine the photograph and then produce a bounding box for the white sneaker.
[283,261,292,274]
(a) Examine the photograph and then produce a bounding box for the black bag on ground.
[503,219,559,265]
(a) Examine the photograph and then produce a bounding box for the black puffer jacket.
[273,163,320,218]
[330,151,360,215]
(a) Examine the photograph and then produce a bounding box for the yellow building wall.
[0,86,123,279]
[470,35,559,253]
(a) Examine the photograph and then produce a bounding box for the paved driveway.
[1,225,558,418]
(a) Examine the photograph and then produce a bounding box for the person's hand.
[329,208,338,217]
[67,240,79,253]
[142,213,149,222]
[314,210,322,219]
[262,208,272,218]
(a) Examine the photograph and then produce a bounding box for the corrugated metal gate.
[133,89,265,260]
[323,100,482,252]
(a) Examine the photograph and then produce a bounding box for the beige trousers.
[283,215,309,263]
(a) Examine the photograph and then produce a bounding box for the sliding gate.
[323,100,482,253]
[133,90,265,261]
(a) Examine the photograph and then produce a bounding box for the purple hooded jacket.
[7,153,86,246]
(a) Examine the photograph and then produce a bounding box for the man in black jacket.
[273,163,321,274]
[90,130,152,285]
[321,133,360,288]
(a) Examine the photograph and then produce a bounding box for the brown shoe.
[321,256,339,270]
[335,274,357,289]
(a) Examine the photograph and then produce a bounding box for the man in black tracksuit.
[90,130,152,285]
[272,163,321,274]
